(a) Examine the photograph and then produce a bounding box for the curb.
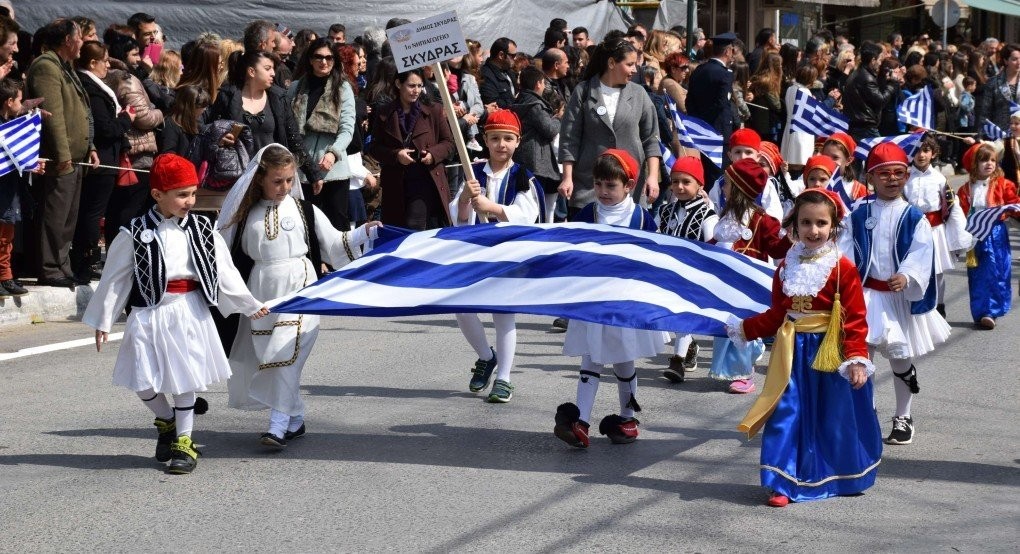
[0,283,95,327]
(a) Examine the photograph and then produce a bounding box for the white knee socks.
[889,358,915,418]
[492,313,516,382]
[172,392,196,437]
[674,334,693,356]
[576,355,602,424]
[935,273,946,304]
[614,362,638,419]
[456,313,517,382]
[269,409,290,437]
[137,388,173,420]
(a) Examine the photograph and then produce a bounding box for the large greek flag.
[966,205,1020,242]
[897,87,933,129]
[271,224,775,336]
[854,132,924,162]
[665,97,724,168]
[0,112,42,177]
[790,88,849,136]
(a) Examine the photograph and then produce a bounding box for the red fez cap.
[804,154,838,178]
[600,148,639,181]
[825,132,857,158]
[150,153,199,192]
[758,141,783,175]
[800,188,847,222]
[670,155,704,185]
[729,128,761,151]
[484,108,521,136]
[962,142,995,173]
[866,142,909,174]
[724,157,768,199]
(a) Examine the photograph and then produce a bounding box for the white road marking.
[0,332,124,361]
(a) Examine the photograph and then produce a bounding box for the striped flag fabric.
[659,141,677,171]
[1010,101,1020,114]
[826,167,853,209]
[854,132,925,162]
[982,119,1008,141]
[0,111,42,177]
[271,224,775,336]
[897,87,933,129]
[790,88,849,136]
[665,97,724,168]
[965,204,1020,242]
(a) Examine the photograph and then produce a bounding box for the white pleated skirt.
[563,320,666,365]
[864,289,951,360]
[112,291,231,395]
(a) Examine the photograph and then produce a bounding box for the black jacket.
[842,65,900,129]
[978,71,1017,138]
[208,83,321,183]
[80,75,131,173]
[156,117,195,156]
[685,58,735,139]
[479,60,516,109]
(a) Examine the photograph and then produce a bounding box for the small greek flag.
[271,224,775,336]
[897,87,933,129]
[827,167,853,208]
[665,97,724,168]
[982,119,1008,141]
[1010,101,1020,114]
[659,142,677,171]
[854,133,925,162]
[0,111,42,177]
[965,204,1020,242]
[790,88,849,136]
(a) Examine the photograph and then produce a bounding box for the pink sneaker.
[728,378,756,394]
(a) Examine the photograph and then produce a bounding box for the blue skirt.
[709,337,764,381]
[760,332,882,502]
[968,221,1012,321]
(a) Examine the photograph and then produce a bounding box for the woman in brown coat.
[369,69,454,229]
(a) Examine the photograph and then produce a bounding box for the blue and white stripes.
[966,204,1020,242]
[666,97,724,168]
[790,88,849,137]
[271,224,775,336]
[0,112,42,178]
[854,133,924,162]
[897,87,933,130]
[982,119,1008,141]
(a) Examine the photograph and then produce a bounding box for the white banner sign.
[387,11,468,72]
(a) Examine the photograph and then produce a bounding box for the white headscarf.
[215,143,305,246]
[79,69,122,113]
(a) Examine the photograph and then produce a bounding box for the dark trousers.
[318,179,351,231]
[72,171,116,272]
[104,176,151,248]
[38,167,83,279]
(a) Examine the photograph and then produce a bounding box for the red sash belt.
[166,279,200,293]
[924,210,944,227]
[863,277,892,292]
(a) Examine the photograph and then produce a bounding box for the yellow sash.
[736,313,832,439]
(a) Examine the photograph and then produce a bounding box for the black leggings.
[73,171,115,251]
[104,176,152,247]
[317,179,351,231]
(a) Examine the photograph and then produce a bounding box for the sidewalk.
[0,282,94,327]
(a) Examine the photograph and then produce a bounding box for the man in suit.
[26,19,98,287]
[686,32,736,184]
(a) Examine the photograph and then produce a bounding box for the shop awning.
[795,0,881,7]
[963,0,1020,17]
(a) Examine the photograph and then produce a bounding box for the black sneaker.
[167,435,200,474]
[682,341,700,369]
[1,279,28,296]
[663,355,685,383]
[283,424,306,441]
[468,347,497,392]
[885,416,914,445]
[153,417,176,462]
[551,318,568,331]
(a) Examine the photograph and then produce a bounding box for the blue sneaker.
[468,347,497,392]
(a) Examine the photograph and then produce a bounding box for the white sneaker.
[467,138,483,152]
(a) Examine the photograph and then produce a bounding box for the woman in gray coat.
[558,38,661,216]
[288,38,357,230]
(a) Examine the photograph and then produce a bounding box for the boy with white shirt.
[451,109,545,402]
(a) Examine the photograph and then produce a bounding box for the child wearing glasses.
[838,143,950,447]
